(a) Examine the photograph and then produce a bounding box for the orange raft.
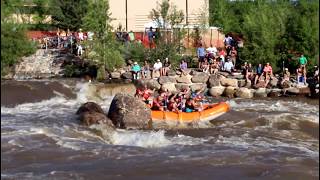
[151,102,230,122]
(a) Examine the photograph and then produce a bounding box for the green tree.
[50,0,88,31]
[82,0,124,81]
[1,0,36,77]
[148,0,185,66]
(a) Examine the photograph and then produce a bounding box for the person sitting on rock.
[254,63,263,85]
[161,58,171,76]
[223,58,234,73]
[142,60,151,79]
[210,59,220,74]
[201,58,210,73]
[152,59,162,78]
[246,63,253,83]
[281,68,291,85]
[179,59,188,76]
[131,62,141,80]
[314,66,319,83]
[263,62,273,87]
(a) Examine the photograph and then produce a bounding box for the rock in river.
[107,93,151,129]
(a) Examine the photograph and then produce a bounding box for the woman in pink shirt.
[263,62,273,87]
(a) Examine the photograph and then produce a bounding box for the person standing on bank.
[197,43,206,69]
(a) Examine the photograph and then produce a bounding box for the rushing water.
[1,80,319,180]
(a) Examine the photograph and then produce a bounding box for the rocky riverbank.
[4,49,319,99]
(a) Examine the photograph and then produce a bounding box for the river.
[1,80,319,180]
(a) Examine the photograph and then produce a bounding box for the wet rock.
[161,83,177,93]
[76,102,105,115]
[176,75,192,84]
[268,89,282,97]
[158,76,176,84]
[285,87,300,95]
[208,74,225,87]
[191,72,210,83]
[121,72,133,79]
[224,87,237,98]
[254,88,267,98]
[280,81,291,89]
[79,111,114,127]
[235,87,253,98]
[107,93,151,129]
[209,86,225,97]
[220,78,238,87]
[299,87,311,95]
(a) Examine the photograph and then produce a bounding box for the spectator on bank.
[179,59,188,75]
[210,59,219,74]
[241,62,248,75]
[263,62,273,87]
[229,46,237,66]
[128,30,135,41]
[152,59,162,78]
[142,60,151,79]
[254,63,263,85]
[314,65,319,82]
[161,57,171,76]
[224,58,234,73]
[246,63,254,83]
[197,43,206,69]
[299,54,308,68]
[281,68,291,85]
[131,62,141,80]
[201,58,210,73]
[296,65,306,85]
[206,44,218,59]
[148,27,154,48]
[76,41,83,57]
[78,29,84,41]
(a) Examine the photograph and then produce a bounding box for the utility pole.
[186,0,189,48]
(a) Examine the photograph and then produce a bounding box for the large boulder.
[220,78,238,87]
[217,71,230,77]
[176,75,192,84]
[268,77,279,88]
[76,102,104,115]
[209,86,225,97]
[208,74,225,87]
[254,88,267,98]
[190,83,207,92]
[136,79,161,90]
[191,72,210,83]
[161,83,177,93]
[167,69,177,76]
[224,87,237,98]
[299,87,311,95]
[110,72,121,79]
[280,81,291,89]
[153,71,161,78]
[121,72,133,79]
[107,93,151,129]
[175,83,190,91]
[268,89,282,97]
[238,79,246,87]
[235,87,253,98]
[79,111,114,127]
[158,76,176,84]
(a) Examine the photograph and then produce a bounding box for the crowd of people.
[35,28,94,57]
[135,85,206,113]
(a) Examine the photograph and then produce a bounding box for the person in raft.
[135,85,154,107]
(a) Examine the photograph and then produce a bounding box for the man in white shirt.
[152,59,162,78]
[224,58,234,73]
[206,44,218,57]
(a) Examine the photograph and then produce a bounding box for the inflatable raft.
[151,102,230,122]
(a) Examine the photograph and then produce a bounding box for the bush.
[1,23,36,77]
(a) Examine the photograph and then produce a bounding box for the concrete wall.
[109,0,208,32]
